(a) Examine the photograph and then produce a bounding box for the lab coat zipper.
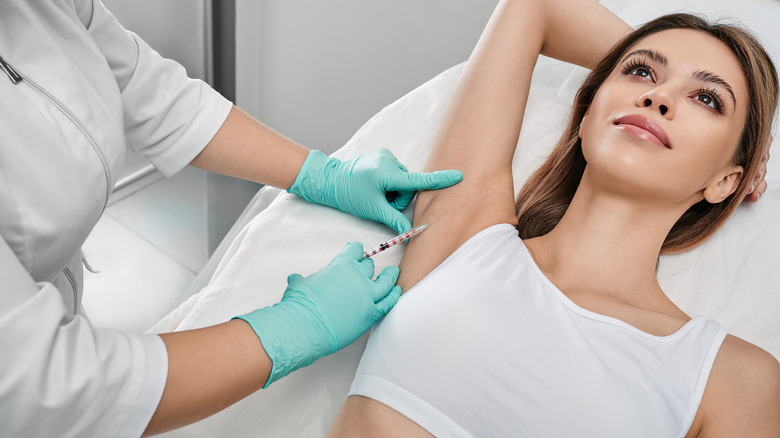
[7,61,113,213]
[0,56,22,83]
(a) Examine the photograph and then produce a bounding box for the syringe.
[363,223,430,259]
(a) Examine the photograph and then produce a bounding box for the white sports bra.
[349,224,727,437]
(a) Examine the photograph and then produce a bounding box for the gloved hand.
[288,148,463,234]
[234,242,402,387]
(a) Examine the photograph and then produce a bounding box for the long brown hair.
[515,13,779,253]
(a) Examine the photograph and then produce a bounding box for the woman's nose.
[640,98,668,115]
[637,88,675,118]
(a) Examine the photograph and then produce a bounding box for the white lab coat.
[0,0,232,436]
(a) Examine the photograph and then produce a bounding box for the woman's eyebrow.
[693,70,737,106]
[623,49,668,67]
[623,48,737,108]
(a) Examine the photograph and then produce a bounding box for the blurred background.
[82,0,498,332]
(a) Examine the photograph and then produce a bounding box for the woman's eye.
[696,92,721,111]
[621,59,654,80]
[629,67,652,79]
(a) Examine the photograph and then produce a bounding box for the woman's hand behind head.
[745,135,772,202]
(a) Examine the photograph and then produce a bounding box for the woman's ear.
[579,109,591,140]
[703,165,743,203]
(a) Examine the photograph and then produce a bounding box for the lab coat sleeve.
[0,237,169,438]
[82,0,233,177]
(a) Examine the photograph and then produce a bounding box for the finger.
[385,170,463,192]
[373,148,410,172]
[375,285,402,316]
[339,241,366,261]
[746,179,762,202]
[371,265,401,302]
[287,273,304,285]
[383,208,412,235]
[367,201,413,234]
[757,179,768,197]
[376,147,398,161]
[389,190,415,210]
[337,242,374,276]
[354,255,375,279]
[755,164,766,182]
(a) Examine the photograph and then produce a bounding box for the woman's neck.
[524,170,695,307]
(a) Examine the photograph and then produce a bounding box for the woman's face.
[579,28,749,206]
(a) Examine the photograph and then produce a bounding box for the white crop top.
[349,224,727,437]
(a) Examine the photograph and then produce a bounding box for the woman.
[0,1,463,436]
[328,0,779,436]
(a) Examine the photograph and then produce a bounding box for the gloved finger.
[287,273,304,285]
[336,242,375,277]
[370,266,401,303]
[338,241,367,261]
[375,285,402,316]
[376,147,402,164]
[377,206,412,235]
[385,170,463,192]
[383,154,409,174]
[389,190,415,210]
[357,255,376,278]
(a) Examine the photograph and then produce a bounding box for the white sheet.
[152,1,780,436]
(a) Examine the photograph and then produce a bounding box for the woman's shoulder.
[689,335,780,437]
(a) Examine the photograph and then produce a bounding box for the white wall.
[101,0,209,82]
[235,0,498,155]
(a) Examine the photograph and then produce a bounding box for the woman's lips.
[614,114,672,149]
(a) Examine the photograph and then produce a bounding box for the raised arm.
[397,0,631,291]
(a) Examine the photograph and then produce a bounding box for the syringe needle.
[363,223,430,259]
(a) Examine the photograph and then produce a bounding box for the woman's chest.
[358,252,708,436]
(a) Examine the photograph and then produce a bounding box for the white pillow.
[659,191,780,356]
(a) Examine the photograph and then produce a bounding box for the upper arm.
[396,0,544,291]
[397,0,631,291]
[84,0,232,176]
[694,336,780,437]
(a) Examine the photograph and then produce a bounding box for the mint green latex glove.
[234,242,401,387]
[288,148,463,234]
